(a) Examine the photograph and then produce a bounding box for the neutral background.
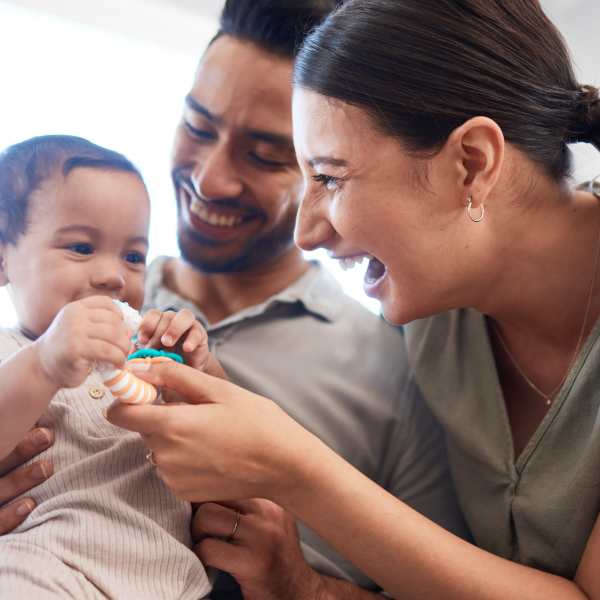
[0,0,598,326]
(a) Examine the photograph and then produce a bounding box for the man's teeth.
[190,199,243,228]
[338,255,372,271]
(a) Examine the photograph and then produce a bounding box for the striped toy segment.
[100,368,158,405]
[102,369,129,389]
[97,356,173,405]
[115,373,157,405]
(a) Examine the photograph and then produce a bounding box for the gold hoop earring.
[467,196,485,223]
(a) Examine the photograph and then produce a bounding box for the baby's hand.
[137,309,210,371]
[35,296,131,389]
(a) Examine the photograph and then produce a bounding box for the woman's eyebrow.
[308,157,348,169]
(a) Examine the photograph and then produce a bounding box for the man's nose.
[191,143,243,201]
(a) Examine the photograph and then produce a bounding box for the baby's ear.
[0,244,9,286]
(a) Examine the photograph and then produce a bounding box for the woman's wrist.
[269,414,347,512]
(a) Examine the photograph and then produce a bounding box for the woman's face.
[293,89,476,325]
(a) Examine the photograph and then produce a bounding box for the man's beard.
[177,210,297,274]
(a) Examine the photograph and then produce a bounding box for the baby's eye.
[125,251,146,265]
[69,243,93,255]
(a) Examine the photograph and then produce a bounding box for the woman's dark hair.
[214,0,341,59]
[0,135,143,244]
[295,0,600,181]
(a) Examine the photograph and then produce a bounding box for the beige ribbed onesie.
[0,328,211,599]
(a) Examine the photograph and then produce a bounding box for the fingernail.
[101,407,108,419]
[32,462,51,480]
[16,500,35,516]
[32,428,51,447]
[162,335,173,346]
[137,334,147,344]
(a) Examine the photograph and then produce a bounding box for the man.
[0,1,467,598]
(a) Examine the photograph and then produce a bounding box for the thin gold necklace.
[493,183,600,406]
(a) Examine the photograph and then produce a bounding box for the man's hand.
[0,428,53,534]
[192,499,322,600]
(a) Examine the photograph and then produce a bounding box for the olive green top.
[405,309,600,578]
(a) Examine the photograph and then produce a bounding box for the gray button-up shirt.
[144,257,468,592]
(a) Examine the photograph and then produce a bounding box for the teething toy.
[95,301,182,405]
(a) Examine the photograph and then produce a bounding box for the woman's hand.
[192,499,322,600]
[0,428,53,534]
[106,361,317,503]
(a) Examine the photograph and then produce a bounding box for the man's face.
[171,35,302,273]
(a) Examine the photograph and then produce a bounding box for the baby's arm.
[0,297,131,461]
[138,309,228,380]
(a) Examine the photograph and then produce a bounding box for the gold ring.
[226,510,241,542]
[145,451,157,467]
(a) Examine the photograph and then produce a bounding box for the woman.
[108,0,600,597]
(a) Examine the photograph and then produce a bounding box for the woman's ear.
[444,116,505,205]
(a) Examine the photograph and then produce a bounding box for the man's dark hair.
[0,135,143,244]
[295,0,600,181]
[214,0,340,58]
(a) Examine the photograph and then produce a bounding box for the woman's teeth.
[338,255,372,271]
[190,198,243,228]
[365,257,386,284]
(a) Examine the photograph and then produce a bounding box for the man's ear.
[443,116,505,206]
[0,244,9,286]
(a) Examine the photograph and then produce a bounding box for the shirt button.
[89,386,105,400]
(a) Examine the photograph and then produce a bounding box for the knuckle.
[0,472,18,502]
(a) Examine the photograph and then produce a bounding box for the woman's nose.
[294,193,336,252]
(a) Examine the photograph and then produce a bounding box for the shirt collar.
[146,257,342,330]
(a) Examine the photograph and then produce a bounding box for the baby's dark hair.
[0,135,143,245]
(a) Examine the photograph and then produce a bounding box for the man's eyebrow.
[185,95,223,125]
[308,157,348,169]
[54,225,149,246]
[246,130,294,148]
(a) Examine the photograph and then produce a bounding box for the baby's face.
[1,167,150,337]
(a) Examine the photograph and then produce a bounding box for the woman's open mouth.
[333,252,388,298]
[364,257,386,286]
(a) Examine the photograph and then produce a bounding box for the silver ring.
[145,451,157,467]
[226,510,241,543]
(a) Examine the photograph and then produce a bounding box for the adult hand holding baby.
[0,428,54,534]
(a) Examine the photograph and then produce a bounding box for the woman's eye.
[312,174,341,192]
[69,243,93,255]
[125,251,146,265]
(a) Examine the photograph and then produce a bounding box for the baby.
[0,135,218,599]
